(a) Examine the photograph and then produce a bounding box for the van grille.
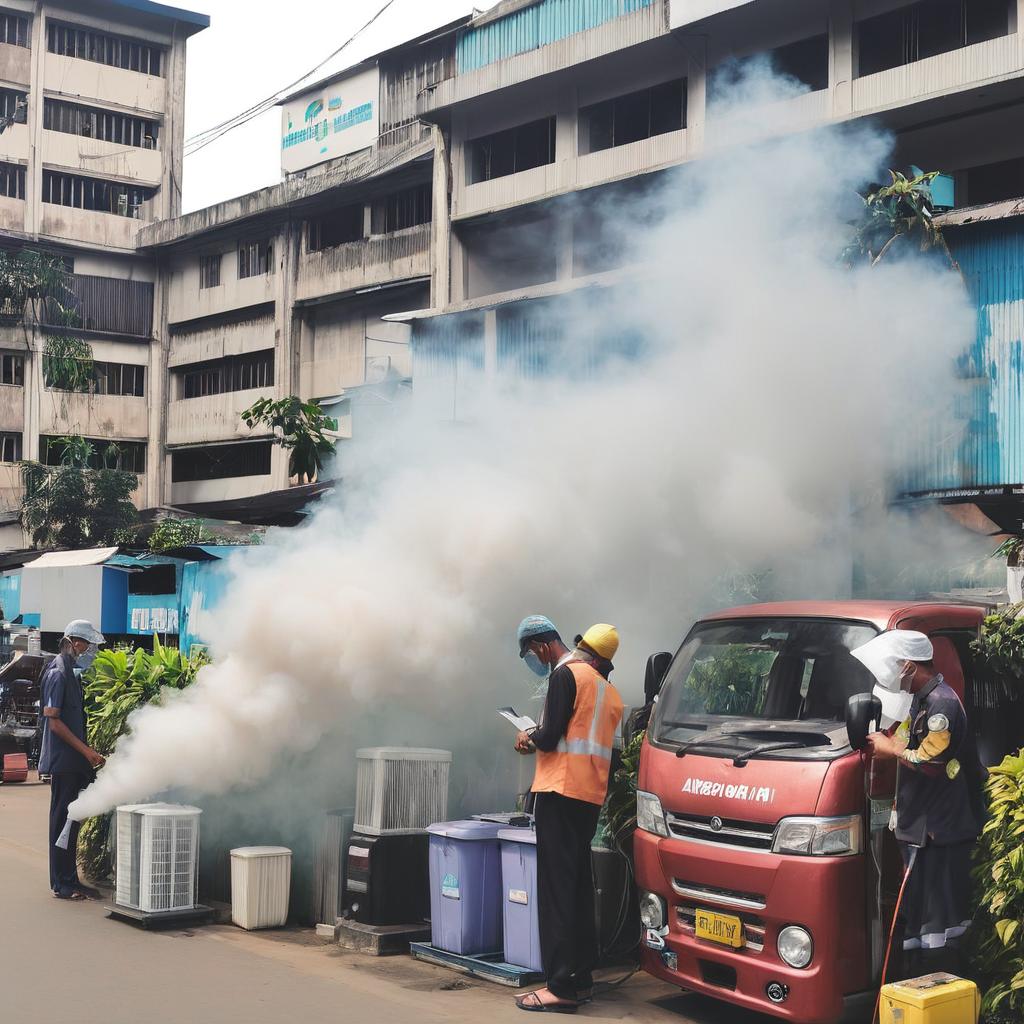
[675,904,766,953]
[666,812,775,852]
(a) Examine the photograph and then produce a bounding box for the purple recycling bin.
[426,819,504,955]
[498,827,542,971]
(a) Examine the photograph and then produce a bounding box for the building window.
[45,359,145,396]
[468,117,556,184]
[41,435,147,473]
[41,170,154,217]
[180,350,274,399]
[0,352,24,385]
[769,35,829,92]
[199,254,221,289]
[238,240,274,279]
[0,11,29,47]
[964,157,1024,206]
[0,432,21,462]
[43,98,158,149]
[370,183,432,234]
[171,441,273,483]
[0,88,27,124]
[46,20,163,76]
[0,161,25,200]
[308,204,364,251]
[580,79,686,155]
[857,0,1011,78]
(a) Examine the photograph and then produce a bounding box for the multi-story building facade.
[6,0,1024,536]
[0,0,207,533]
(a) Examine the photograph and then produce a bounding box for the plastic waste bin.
[230,846,292,929]
[498,827,541,971]
[426,819,504,954]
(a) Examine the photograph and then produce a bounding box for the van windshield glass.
[653,618,878,742]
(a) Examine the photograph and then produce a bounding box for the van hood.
[640,743,832,825]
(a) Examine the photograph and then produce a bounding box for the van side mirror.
[645,652,672,704]
[845,693,882,750]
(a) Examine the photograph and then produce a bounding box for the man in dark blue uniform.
[856,630,986,976]
[38,619,106,900]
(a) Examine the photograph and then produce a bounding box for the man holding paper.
[513,617,624,1013]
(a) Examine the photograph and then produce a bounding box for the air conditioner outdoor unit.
[115,803,201,913]
[354,747,451,836]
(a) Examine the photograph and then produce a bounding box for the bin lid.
[230,846,292,859]
[427,819,505,840]
[498,827,536,845]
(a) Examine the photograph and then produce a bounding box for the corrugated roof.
[23,547,118,569]
[109,0,210,29]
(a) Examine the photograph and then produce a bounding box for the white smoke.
[68,89,976,823]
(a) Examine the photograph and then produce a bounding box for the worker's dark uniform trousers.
[893,673,986,977]
[38,651,90,897]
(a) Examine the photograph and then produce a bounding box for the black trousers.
[49,772,87,896]
[534,791,600,1001]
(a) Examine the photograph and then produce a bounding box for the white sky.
[180,0,498,213]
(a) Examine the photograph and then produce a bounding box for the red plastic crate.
[2,752,28,783]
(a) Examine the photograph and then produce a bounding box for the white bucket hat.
[63,619,105,645]
[851,630,933,727]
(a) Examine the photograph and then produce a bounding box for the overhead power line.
[184,0,399,159]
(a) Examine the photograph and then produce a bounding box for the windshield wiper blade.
[731,741,807,767]
[674,729,760,757]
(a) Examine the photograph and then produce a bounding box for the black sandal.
[515,990,579,1014]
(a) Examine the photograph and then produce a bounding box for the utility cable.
[184,0,399,159]
[873,846,918,1024]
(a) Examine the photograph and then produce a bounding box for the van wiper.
[732,741,807,767]
[674,729,761,758]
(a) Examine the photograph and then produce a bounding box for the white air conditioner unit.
[115,803,201,913]
[354,747,451,836]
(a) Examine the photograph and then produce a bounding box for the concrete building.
[0,0,208,530]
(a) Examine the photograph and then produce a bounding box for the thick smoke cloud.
[68,85,976,823]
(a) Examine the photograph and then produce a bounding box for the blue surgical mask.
[523,650,549,678]
[76,643,98,672]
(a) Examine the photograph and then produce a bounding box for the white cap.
[63,619,104,644]
[851,630,933,727]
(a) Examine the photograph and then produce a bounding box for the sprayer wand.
[872,846,918,1024]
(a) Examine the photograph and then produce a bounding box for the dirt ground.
[0,776,776,1024]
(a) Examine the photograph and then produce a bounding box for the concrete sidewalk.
[0,777,771,1024]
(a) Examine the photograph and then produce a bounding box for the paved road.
[1,777,773,1024]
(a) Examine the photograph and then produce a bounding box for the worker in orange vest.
[513,619,624,1014]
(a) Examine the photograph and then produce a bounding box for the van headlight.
[777,925,813,968]
[772,815,861,856]
[636,790,669,838]
[639,891,666,930]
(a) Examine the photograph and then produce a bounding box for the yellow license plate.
[694,909,745,949]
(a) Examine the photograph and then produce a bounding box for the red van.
[633,601,1019,1024]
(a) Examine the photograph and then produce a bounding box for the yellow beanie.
[580,623,619,661]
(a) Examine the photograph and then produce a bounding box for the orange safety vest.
[532,660,624,806]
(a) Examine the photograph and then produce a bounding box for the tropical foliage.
[19,435,138,548]
[241,396,338,484]
[971,750,1024,1021]
[971,604,1024,710]
[681,646,774,716]
[147,517,217,553]
[78,639,209,881]
[603,731,644,853]
[843,169,957,269]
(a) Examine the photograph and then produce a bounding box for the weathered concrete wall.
[168,314,276,368]
[167,253,279,325]
[166,387,274,445]
[39,205,142,251]
[42,131,163,186]
[0,122,30,165]
[43,52,167,116]
[0,195,25,233]
[0,384,25,433]
[169,473,273,506]
[0,41,31,85]
[295,223,431,302]
[38,391,149,439]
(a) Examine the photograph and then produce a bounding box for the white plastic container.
[230,846,292,930]
[354,747,452,835]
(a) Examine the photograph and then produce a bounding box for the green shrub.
[78,638,209,882]
[972,750,1024,1020]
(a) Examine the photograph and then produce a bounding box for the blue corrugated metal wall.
[903,221,1024,494]
[457,0,656,73]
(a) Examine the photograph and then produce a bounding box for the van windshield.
[652,617,878,745]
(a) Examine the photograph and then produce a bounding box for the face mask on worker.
[76,642,99,672]
[523,648,549,678]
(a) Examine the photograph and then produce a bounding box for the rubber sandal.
[515,991,579,1014]
[53,890,86,900]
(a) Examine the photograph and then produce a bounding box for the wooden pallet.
[409,942,542,987]
[105,903,215,930]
